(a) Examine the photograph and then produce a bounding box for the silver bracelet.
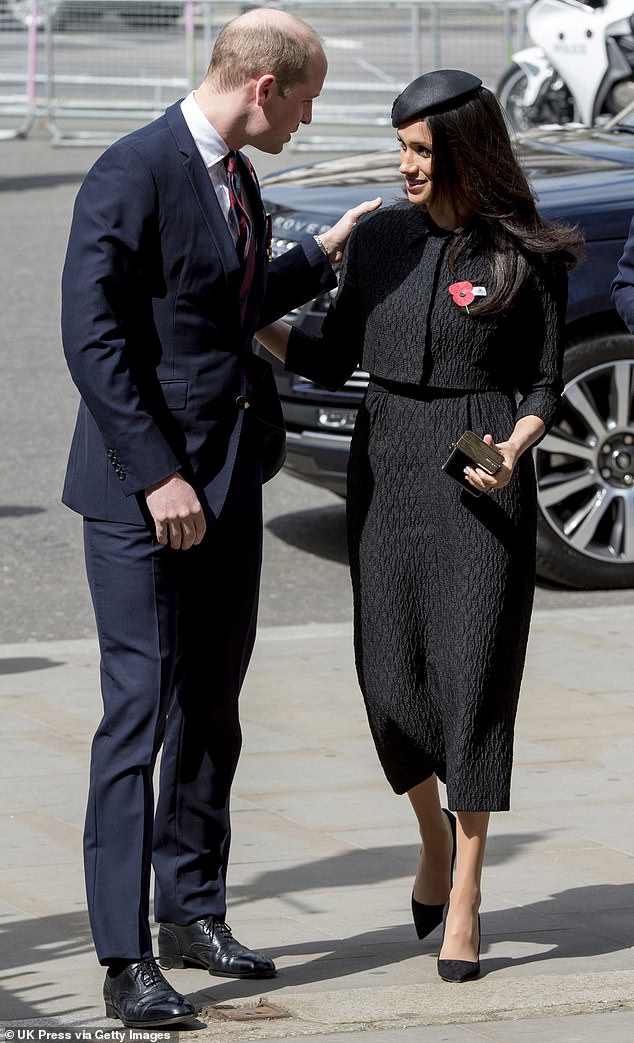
[314,234,328,257]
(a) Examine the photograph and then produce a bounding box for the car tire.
[534,334,634,589]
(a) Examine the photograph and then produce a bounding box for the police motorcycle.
[497,0,634,129]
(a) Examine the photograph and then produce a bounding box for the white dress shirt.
[180,90,240,243]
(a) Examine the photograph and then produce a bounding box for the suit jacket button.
[236,395,250,409]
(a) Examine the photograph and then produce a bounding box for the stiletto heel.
[437,905,481,982]
[411,808,457,940]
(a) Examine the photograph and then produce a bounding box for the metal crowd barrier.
[0,0,39,138]
[44,0,198,144]
[0,0,529,147]
[275,0,530,149]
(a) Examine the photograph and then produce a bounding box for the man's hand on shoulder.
[317,197,382,264]
[145,472,206,550]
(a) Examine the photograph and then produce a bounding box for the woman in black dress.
[256,70,581,981]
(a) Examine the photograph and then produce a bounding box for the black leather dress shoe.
[104,959,198,1027]
[158,917,276,979]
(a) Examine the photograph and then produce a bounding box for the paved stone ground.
[0,607,632,1040]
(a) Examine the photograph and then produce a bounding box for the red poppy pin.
[448,281,486,316]
[449,281,475,315]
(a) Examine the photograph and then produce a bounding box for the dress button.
[236,395,250,409]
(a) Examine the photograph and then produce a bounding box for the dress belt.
[368,376,510,401]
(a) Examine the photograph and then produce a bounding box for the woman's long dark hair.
[426,86,583,315]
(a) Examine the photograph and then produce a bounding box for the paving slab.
[0,606,633,1040]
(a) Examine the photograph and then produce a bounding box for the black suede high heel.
[411,808,457,940]
[437,905,481,982]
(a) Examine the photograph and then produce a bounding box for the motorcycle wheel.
[534,335,634,589]
[607,78,634,115]
[497,64,535,132]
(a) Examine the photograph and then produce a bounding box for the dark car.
[259,113,634,591]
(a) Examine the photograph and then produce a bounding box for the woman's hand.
[464,434,517,494]
[463,416,546,494]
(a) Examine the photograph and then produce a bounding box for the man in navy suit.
[61,7,379,1027]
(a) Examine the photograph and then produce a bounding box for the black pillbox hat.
[391,69,482,127]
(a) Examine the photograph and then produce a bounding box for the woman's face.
[398,120,434,207]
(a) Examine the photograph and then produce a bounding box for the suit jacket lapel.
[165,102,240,291]
[165,102,269,336]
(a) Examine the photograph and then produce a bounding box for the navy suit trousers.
[82,444,263,964]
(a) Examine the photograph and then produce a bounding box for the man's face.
[258,48,328,153]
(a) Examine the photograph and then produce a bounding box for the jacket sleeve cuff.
[515,390,561,442]
[105,436,182,497]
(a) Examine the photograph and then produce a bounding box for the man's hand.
[145,472,206,550]
[317,197,382,264]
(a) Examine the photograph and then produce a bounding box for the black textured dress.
[286,204,567,811]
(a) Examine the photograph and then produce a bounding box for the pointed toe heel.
[437,955,481,983]
[411,809,457,940]
[411,894,445,940]
[437,955,477,980]
[437,911,481,983]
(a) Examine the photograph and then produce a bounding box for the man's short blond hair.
[208,13,322,96]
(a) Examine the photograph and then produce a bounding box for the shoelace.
[135,959,164,989]
[201,917,233,940]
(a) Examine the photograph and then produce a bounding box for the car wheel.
[534,334,634,589]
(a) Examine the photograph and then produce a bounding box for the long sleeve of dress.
[285,227,365,391]
[514,258,568,431]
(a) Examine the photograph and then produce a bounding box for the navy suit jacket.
[611,214,634,334]
[61,101,336,524]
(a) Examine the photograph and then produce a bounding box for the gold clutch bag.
[441,430,504,497]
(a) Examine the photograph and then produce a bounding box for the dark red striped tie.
[225,151,256,325]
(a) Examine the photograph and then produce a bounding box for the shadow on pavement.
[0,910,93,1021]
[189,882,634,1004]
[0,506,47,518]
[0,173,87,193]
[227,834,561,904]
[0,657,65,675]
[266,504,348,564]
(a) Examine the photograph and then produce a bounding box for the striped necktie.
[225,151,256,324]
